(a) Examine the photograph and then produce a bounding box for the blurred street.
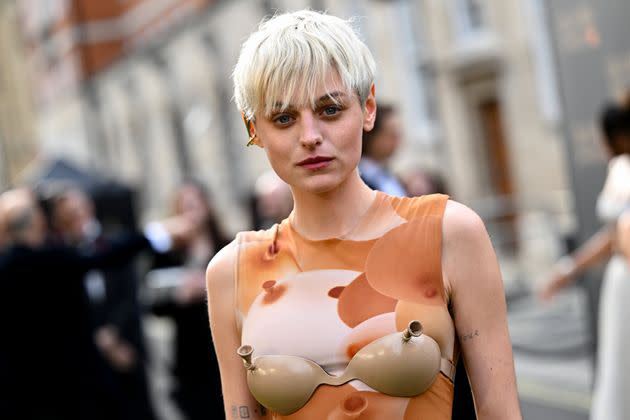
[497,252,593,419]
[521,402,588,420]
[510,292,592,419]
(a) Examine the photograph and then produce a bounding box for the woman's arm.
[539,225,613,300]
[442,201,521,420]
[617,211,630,265]
[206,241,269,420]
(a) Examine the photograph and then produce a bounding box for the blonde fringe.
[233,10,375,122]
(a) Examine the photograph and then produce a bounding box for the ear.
[241,112,264,148]
[363,84,377,132]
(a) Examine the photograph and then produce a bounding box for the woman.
[151,180,227,419]
[206,10,520,419]
[541,97,630,419]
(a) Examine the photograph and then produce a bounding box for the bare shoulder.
[206,239,238,293]
[442,199,488,246]
[442,200,497,293]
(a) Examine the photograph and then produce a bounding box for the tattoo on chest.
[460,329,480,342]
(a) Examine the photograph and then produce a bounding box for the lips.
[297,156,334,166]
[296,156,334,171]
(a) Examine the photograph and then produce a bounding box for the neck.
[290,170,376,240]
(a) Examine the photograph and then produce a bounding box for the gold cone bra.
[237,320,449,415]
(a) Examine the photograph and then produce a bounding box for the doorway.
[477,97,518,252]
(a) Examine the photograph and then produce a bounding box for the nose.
[298,112,323,149]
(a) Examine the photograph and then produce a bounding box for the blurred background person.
[0,198,9,251]
[0,192,9,250]
[0,188,71,419]
[359,103,408,197]
[148,179,227,419]
[250,170,293,230]
[0,187,194,420]
[540,96,630,419]
[49,186,156,420]
[403,168,448,197]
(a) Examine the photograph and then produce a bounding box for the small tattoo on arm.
[230,405,249,418]
[232,403,265,418]
[460,329,480,342]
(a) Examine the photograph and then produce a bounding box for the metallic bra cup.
[237,320,453,415]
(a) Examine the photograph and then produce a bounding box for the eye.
[322,105,341,116]
[273,114,294,126]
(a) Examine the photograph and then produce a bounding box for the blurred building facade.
[0,1,37,191]
[420,0,575,283]
[423,0,570,209]
[9,0,574,268]
[14,0,218,212]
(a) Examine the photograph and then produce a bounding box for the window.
[397,0,439,143]
[451,0,487,39]
[463,0,485,31]
[525,0,561,123]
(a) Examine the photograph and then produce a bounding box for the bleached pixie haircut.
[233,10,376,122]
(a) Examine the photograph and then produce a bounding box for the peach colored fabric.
[236,193,454,419]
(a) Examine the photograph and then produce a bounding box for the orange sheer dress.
[234,192,457,419]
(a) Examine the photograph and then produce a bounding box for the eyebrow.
[271,91,348,112]
[315,91,347,106]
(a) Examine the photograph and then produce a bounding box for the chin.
[294,173,349,195]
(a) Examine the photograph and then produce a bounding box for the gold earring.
[246,133,256,147]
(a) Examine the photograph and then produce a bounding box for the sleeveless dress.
[590,155,630,419]
[234,192,457,419]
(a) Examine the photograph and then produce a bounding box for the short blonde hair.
[233,10,376,121]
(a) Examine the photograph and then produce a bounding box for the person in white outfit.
[541,97,630,420]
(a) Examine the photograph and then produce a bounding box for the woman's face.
[252,71,376,194]
[175,185,209,220]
